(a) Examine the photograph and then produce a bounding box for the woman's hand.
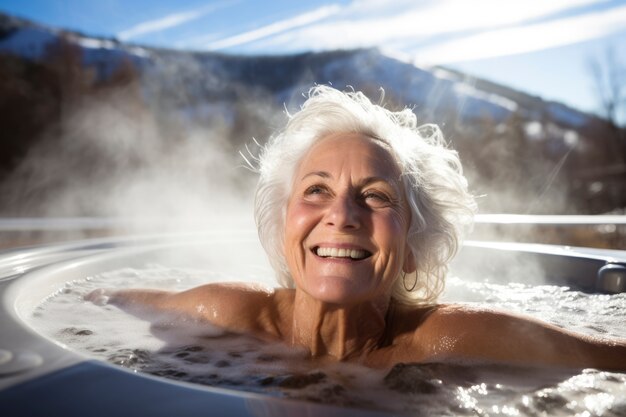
[84,288,171,317]
[84,288,114,306]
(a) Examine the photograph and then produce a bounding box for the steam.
[0,77,277,235]
[0,46,610,292]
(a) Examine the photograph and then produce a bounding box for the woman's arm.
[85,283,277,335]
[418,305,626,371]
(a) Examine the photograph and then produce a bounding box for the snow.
[453,82,518,113]
[0,19,599,144]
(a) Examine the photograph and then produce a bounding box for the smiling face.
[284,132,415,306]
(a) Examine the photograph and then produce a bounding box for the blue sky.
[1,0,626,120]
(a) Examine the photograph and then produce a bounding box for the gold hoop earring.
[403,271,418,292]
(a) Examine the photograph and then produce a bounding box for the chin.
[304,276,374,306]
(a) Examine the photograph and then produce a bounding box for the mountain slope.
[0,11,624,215]
[0,11,605,132]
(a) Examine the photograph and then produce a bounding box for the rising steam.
[0,78,281,234]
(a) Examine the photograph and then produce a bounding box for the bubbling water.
[31,264,626,416]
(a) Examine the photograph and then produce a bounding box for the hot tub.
[1,231,625,416]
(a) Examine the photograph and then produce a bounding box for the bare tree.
[588,46,626,163]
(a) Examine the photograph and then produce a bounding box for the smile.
[313,246,372,260]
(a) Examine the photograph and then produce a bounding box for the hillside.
[0,11,624,216]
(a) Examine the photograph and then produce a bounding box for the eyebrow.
[300,171,399,189]
[301,171,331,181]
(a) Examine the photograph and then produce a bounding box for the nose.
[324,193,361,230]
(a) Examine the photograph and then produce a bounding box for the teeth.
[315,247,368,260]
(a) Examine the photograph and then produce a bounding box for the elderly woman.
[89,86,626,370]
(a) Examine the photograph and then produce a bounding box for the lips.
[313,246,372,260]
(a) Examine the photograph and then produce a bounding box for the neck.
[289,290,391,361]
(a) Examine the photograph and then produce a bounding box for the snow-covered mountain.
[1,11,624,215]
[0,11,605,136]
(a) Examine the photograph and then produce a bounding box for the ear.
[403,245,417,274]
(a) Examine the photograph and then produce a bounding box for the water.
[30,264,626,416]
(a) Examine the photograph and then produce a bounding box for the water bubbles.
[29,265,626,415]
[108,348,153,369]
[583,392,615,416]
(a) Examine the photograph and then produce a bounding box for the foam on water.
[30,265,626,416]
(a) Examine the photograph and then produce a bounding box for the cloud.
[116,0,622,66]
[244,0,610,52]
[203,4,342,50]
[117,1,237,41]
[416,4,626,64]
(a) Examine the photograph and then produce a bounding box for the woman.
[88,86,626,370]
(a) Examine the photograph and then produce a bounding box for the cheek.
[377,212,409,242]
[284,201,319,254]
[374,212,411,269]
[286,201,318,231]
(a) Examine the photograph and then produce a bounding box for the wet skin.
[87,133,626,371]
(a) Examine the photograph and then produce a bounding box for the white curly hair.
[252,85,476,305]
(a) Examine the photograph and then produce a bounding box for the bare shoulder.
[171,283,293,336]
[415,303,585,337]
[417,303,517,326]
[174,282,276,313]
[411,303,561,344]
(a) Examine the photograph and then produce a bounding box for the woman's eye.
[363,192,390,205]
[305,185,323,194]
[304,185,330,199]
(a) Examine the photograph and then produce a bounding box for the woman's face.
[284,132,414,306]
